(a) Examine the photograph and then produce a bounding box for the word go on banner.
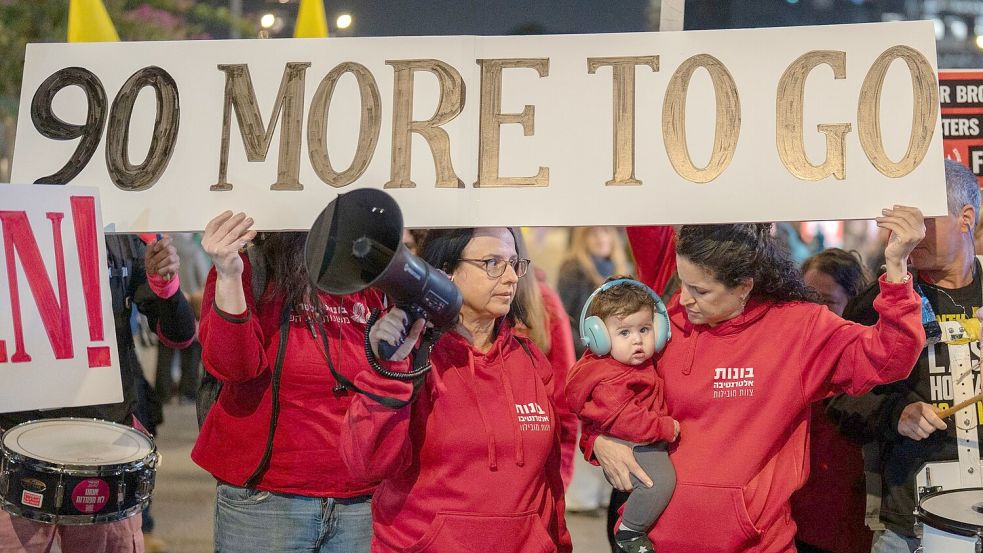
[0,184,121,413]
[11,21,946,232]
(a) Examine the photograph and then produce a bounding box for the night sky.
[250,0,901,39]
[306,0,654,37]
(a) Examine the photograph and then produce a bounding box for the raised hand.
[202,211,256,279]
[875,205,925,283]
[145,234,179,280]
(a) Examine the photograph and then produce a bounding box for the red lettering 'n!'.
[0,210,73,363]
[71,196,110,367]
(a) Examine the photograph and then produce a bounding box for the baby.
[566,278,677,553]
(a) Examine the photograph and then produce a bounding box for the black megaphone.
[304,188,462,360]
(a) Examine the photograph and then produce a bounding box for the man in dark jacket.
[0,234,196,553]
[827,160,982,553]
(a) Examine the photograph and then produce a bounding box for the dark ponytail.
[676,224,818,304]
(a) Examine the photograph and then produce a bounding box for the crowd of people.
[4,161,982,553]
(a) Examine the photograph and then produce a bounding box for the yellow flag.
[68,0,120,42]
[294,0,329,38]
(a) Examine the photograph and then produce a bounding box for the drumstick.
[936,392,983,419]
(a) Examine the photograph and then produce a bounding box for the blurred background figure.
[155,233,210,405]
[514,230,578,489]
[402,229,428,255]
[559,227,633,358]
[791,248,873,553]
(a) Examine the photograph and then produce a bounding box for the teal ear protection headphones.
[578,279,671,356]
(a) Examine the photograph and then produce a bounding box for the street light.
[261,13,276,29]
[337,13,353,30]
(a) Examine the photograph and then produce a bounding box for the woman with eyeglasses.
[340,227,572,553]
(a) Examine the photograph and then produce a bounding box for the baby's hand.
[672,419,680,442]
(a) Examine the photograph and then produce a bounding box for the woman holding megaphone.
[340,227,572,553]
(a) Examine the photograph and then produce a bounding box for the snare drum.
[0,418,158,525]
[916,488,983,553]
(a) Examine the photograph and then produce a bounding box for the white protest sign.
[11,21,945,231]
[0,184,121,413]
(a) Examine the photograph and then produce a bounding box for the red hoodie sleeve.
[626,226,676,295]
[799,275,924,402]
[198,258,271,383]
[340,358,417,483]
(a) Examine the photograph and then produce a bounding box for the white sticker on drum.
[20,490,42,509]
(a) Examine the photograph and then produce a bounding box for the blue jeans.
[870,529,920,553]
[215,484,372,553]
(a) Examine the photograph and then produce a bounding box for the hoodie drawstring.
[455,349,499,470]
[497,340,525,467]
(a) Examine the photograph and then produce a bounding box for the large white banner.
[0,184,121,413]
[11,21,945,231]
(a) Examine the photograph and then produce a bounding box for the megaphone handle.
[377,307,421,360]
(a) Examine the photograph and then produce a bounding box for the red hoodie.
[192,255,382,496]
[566,353,675,445]
[341,324,572,553]
[583,276,922,552]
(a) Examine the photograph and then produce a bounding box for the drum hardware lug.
[116,479,126,509]
[918,486,942,499]
[54,480,64,511]
[136,471,155,500]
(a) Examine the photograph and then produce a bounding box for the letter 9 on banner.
[0,184,121,414]
[11,22,946,232]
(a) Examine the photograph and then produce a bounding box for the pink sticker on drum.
[71,479,109,514]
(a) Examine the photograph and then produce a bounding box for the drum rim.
[1,417,156,474]
[0,496,149,525]
[916,486,983,538]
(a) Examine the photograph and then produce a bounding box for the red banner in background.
[940,70,983,185]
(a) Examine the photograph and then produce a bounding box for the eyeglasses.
[458,256,530,278]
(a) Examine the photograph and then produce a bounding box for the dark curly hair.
[675,224,818,304]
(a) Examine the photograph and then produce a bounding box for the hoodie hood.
[668,295,772,337]
[667,295,773,375]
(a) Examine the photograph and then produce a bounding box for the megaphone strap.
[312,306,427,409]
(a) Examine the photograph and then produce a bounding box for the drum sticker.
[20,490,42,508]
[71,479,109,514]
[20,478,45,493]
